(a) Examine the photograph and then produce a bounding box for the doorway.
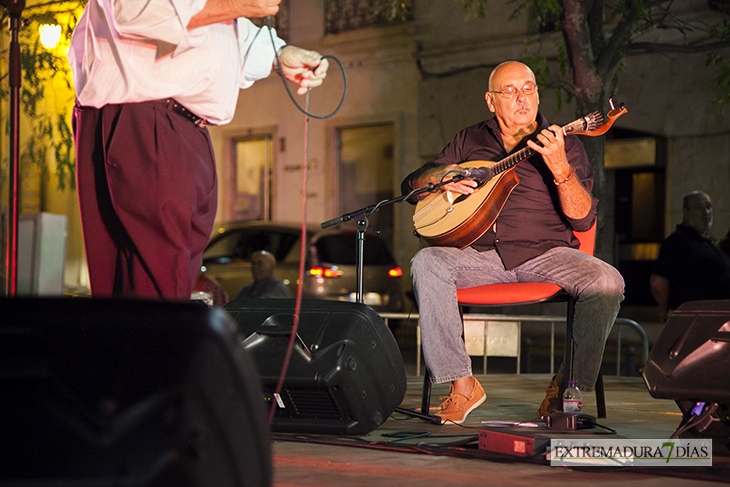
[231,134,274,221]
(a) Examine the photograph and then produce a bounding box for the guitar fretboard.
[489,115,595,178]
[492,146,537,177]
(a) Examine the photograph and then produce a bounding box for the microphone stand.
[3,0,25,297]
[321,174,464,303]
[320,174,465,424]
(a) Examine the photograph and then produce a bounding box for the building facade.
[7,0,726,308]
[208,0,730,311]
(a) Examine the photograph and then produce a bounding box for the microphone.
[459,166,492,181]
[264,16,274,29]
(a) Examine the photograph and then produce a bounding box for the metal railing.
[379,312,649,377]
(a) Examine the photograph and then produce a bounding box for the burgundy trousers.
[73,100,218,300]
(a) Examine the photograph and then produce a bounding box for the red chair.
[418,222,607,419]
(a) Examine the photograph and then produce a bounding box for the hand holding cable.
[277,46,330,96]
[266,19,346,118]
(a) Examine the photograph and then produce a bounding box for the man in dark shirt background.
[651,191,730,321]
[401,61,624,424]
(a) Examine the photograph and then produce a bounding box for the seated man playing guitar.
[401,61,625,424]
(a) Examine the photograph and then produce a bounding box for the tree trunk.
[574,88,619,265]
[562,0,617,264]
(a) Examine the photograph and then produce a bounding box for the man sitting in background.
[235,250,291,299]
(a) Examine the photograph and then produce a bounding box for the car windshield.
[203,228,299,263]
[314,233,395,266]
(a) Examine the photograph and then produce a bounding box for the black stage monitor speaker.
[643,299,730,445]
[0,297,271,487]
[224,299,407,435]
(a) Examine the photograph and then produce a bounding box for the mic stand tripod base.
[391,368,441,425]
[394,406,442,425]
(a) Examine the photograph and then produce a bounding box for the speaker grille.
[280,387,343,419]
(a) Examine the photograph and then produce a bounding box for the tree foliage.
[455,0,730,111]
[1,1,83,190]
[368,0,415,22]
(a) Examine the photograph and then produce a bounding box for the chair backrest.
[575,221,597,257]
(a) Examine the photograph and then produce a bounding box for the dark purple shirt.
[402,113,598,269]
[653,224,730,309]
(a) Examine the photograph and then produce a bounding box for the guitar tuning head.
[608,93,627,112]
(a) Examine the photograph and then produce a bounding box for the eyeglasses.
[489,83,538,99]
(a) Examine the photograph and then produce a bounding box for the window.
[203,228,299,263]
[315,233,396,265]
[337,123,396,250]
[231,135,275,222]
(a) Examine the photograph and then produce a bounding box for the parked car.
[200,221,405,311]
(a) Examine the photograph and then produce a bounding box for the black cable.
[592,422,617,434]
[441,170,463,183]
[265,19,346,119]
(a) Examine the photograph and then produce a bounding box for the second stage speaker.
[225,299,408,435]
[643,299,730,449]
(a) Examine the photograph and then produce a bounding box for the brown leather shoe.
[436,376,486,425]
[538,373,564,419]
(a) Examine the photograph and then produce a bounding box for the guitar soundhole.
[454,178,485,203]
[454,193,470,204]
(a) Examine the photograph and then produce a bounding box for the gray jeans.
[411,245,625,391]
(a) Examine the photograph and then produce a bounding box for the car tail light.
[388,267,403,277]
[308,266,342,278]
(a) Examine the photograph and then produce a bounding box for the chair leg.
[595,372,606,419]
[563,296,576,389]
[421,367,432,415]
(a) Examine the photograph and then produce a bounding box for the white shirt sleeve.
[237,18,286,89]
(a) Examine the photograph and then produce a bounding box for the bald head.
[250,250,276,282]
[682,191,713,236]
[488,61,527,91]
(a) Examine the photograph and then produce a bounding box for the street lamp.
[39,24,61,49]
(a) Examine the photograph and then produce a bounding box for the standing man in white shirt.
[68,0,328,299]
